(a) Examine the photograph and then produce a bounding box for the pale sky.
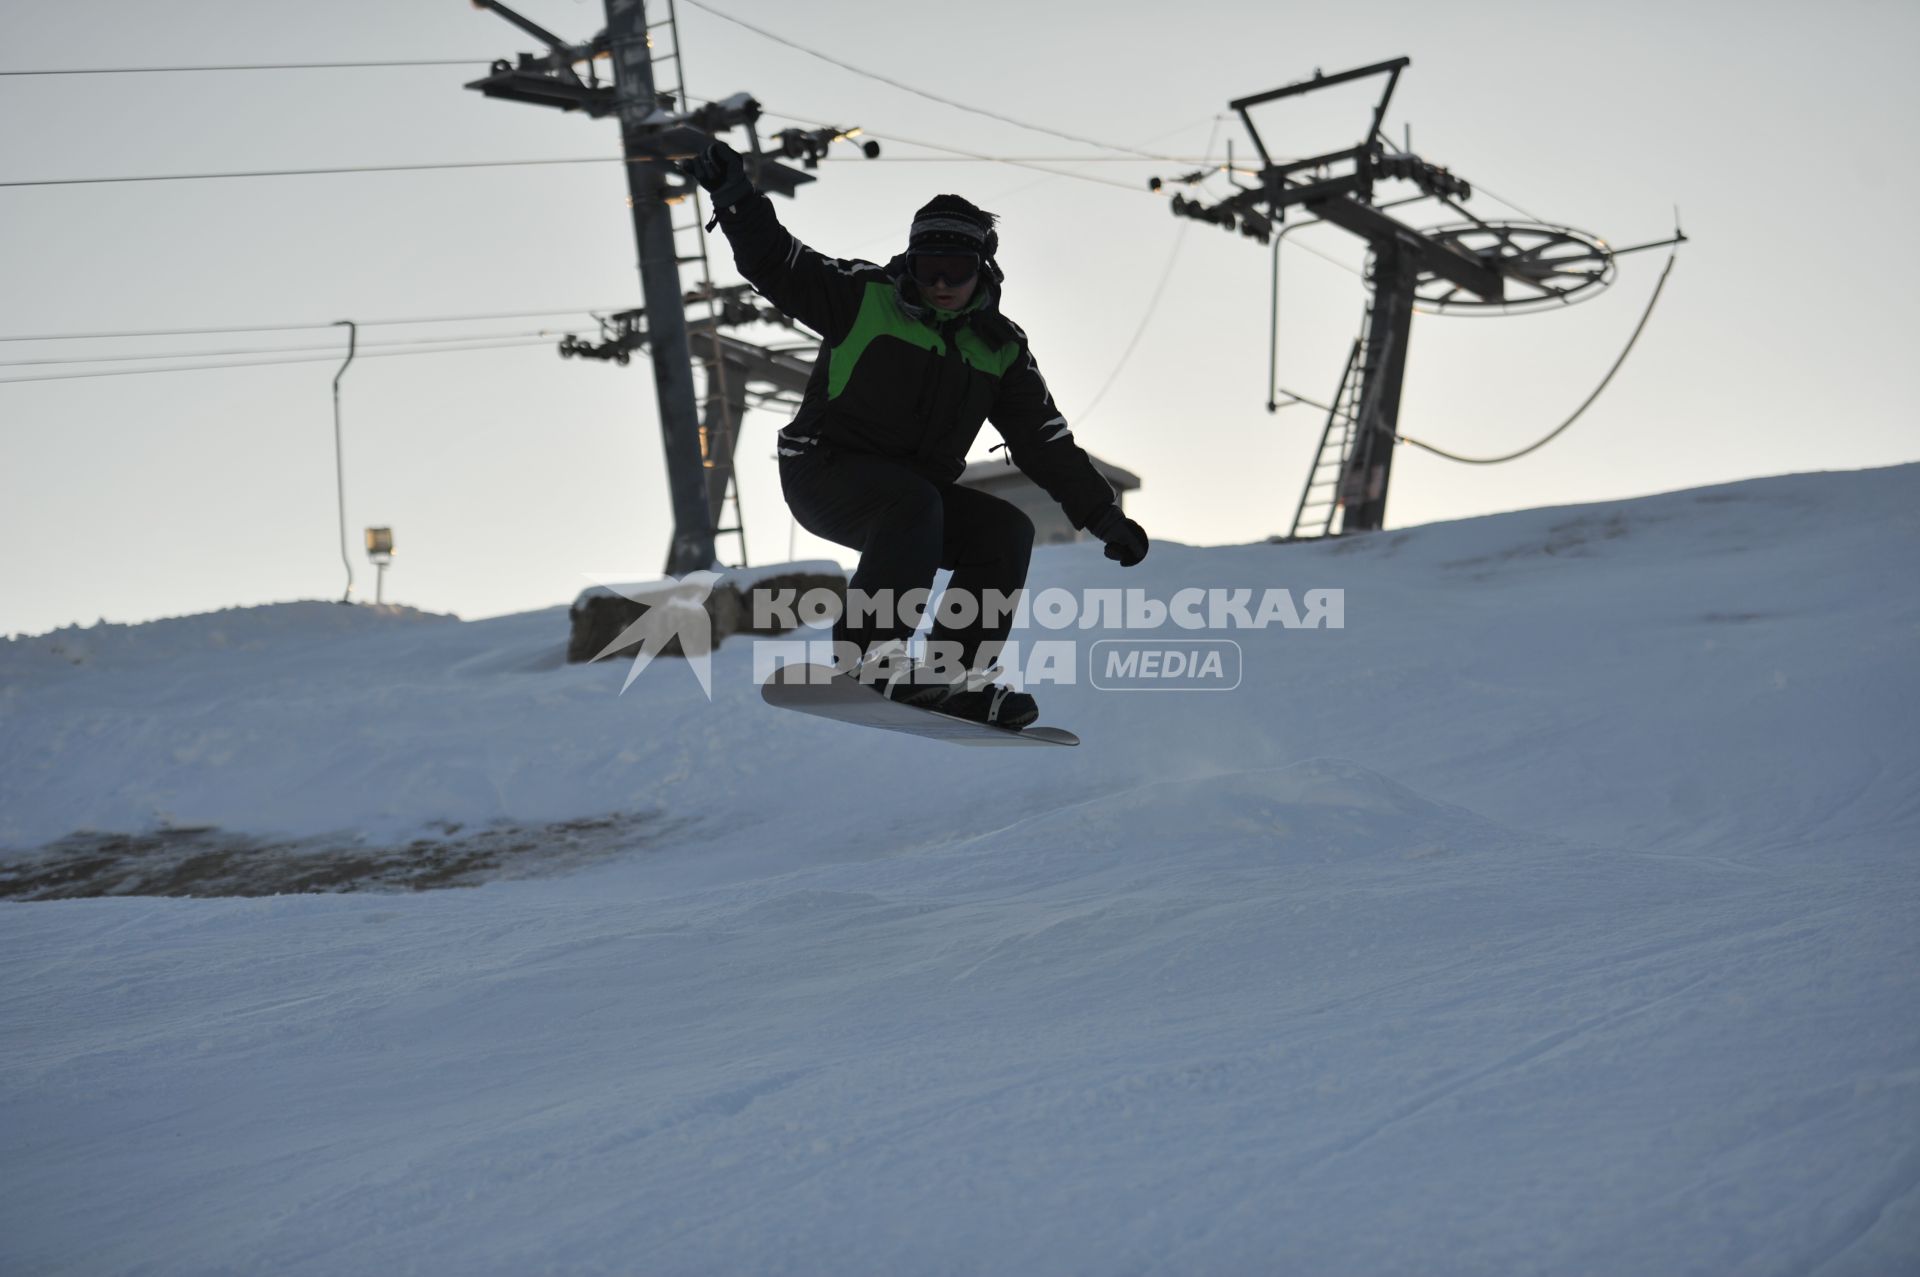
[3,0,1915,637]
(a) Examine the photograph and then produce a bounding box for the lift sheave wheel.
[1405,222,1616,314]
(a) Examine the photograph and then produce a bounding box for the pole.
[1264,218,1316,414]
[605,0,716,576]
[1266,231,1281,413]
[1339,248,1418,533]
[331,320,357,603]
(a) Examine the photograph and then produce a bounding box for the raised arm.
[685,141,868,344]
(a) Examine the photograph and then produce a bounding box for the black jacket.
[715,193,1118,530]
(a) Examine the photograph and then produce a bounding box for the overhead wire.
[0,58,498,76]
[947,113,1227,207]
[753,107,1363,278]
[724,101,1166,195]
[0,149,1210,192]
[0,336,568,386]
[680,0,1181,161]
[0,306,635,344]
[0,155,626,189]
[0,327,584,369]
[815,132,1150,192]
[1464,181,1547,226]
[1075,117,1226,425]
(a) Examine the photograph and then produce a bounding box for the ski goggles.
[909,253,980,288]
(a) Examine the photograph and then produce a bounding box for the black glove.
[1087,505,1149,567]
[680,140,755,213]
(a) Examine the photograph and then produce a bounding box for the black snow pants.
[780,446,1034,673]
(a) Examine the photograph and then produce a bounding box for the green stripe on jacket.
[826,281,1022,400]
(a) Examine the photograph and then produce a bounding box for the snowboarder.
[683,140,1149,728]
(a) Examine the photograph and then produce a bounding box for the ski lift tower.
[1155,57,1682,537]
[466,0,873,573]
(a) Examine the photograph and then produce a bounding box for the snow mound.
[1,599,455,676]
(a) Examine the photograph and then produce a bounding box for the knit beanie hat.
[908,195,1002,280]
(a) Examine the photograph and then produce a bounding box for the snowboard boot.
[844,639,953,707]
[927,665,1040,729]
[845,646,1037,728]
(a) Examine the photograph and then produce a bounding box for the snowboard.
[761,664,1079,747]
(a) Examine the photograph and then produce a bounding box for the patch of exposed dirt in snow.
[0,809,674,900]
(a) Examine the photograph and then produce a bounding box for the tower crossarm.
[1309,197,1504,300]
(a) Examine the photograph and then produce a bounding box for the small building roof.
[958,453,1141,492]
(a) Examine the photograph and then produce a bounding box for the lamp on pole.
[364,527,394,604]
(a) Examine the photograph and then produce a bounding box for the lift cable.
[1392,244,1681,465]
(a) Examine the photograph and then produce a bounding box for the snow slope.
[3,466,1917,1274]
